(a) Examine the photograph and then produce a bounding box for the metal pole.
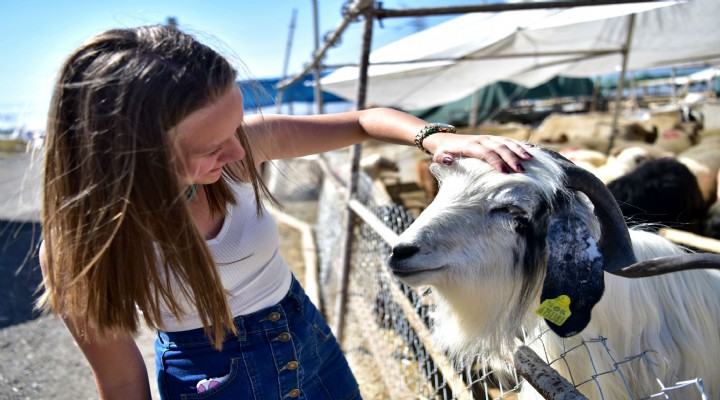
[373,0,662,18]
[333,6,374,343]
[276,8,298,112]
[605,13,636,155]
[671,67,677,104]
[468,90,479,130]
[311,0,324,115]
[323,48,620,69]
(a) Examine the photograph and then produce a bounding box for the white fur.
[390,149,720,399]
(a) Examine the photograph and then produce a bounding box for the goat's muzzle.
[387,243,440,281]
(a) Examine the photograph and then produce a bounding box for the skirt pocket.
[179,357,242,400]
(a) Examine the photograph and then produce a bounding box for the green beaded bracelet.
[414,123,456,155]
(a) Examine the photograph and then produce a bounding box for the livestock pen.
[267,149,714,400]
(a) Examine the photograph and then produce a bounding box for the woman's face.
[173,85,246,186]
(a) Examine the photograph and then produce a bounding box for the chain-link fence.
[274,151,710,400]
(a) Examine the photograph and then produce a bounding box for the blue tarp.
[239,73,347,109]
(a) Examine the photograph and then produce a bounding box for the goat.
[387,148,720,399]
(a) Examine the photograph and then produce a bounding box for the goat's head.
[388,147,720,345]
[388,149,612,340]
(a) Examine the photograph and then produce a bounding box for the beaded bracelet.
[414,123,457,155]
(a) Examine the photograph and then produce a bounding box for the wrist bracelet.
[414,123,456,155]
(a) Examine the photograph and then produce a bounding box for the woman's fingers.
[433,135,532,173]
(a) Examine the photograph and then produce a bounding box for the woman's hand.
[424,133,533,173]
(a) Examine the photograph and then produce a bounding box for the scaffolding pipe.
[605,13,636,155]
[322,48,620,69]
[311,0,324,115]
[276,8,298,111]
[333,6,374,343]
[372,0,662,18]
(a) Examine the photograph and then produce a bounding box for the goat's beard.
[429,274,542,381]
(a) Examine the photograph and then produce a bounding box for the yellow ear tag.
[535,295,572,326]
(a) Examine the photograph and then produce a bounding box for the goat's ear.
[540,212,605,338]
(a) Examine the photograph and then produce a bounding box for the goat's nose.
[391,244,420,259]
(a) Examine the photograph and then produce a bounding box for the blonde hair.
[40,25,273,349]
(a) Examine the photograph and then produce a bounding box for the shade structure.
[320,0,720,110]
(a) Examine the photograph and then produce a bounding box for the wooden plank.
[659,228,720,254]
[513,346,587,400]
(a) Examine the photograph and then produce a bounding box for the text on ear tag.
[536,295,572,326]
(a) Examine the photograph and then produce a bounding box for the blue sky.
[1,0,473,129]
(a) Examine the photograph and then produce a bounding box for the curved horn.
[612,253,720,278]
[542,149,638,272]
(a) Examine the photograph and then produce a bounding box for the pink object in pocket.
[196,374,228,393]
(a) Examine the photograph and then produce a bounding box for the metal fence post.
[333,2,374,343]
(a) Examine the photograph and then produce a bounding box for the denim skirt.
[155,277,361,400]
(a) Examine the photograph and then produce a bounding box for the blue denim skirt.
[155,277,361,400]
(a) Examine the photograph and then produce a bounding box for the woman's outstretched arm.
[245,107,531,173]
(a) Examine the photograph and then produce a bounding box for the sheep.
[533,113,664,148]
[607,157,707,234]
[387,148,720,399]
[591,146,655,183]
[677,135,720,207]
[360,153,400,181]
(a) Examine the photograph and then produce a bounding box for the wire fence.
[274,152,710,400]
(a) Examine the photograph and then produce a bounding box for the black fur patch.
[515,198,550,315]
[541,212,605,337]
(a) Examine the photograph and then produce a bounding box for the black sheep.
[607,157,706,234]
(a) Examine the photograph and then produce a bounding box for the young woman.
[38,25,531,400]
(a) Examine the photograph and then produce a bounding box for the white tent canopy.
[320,0,720,110]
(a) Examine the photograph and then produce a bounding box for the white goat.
[388,148,720,399]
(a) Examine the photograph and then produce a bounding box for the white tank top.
[157,182,292,332]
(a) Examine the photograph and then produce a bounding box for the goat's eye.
[490,205,531,232]
[490,205,525,217]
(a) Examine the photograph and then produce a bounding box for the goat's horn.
[542,149,638,273]
[612,253,720,278]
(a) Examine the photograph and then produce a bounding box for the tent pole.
[311,0,325,115]
[606,13,636,155]
[276,8,298,112]
[590,75,599,112]
[469,90,480,130]
[671,67,677,104]
[372,0,662,18]
[334,3,374,344]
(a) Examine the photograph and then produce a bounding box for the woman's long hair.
[39,25,273,349]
